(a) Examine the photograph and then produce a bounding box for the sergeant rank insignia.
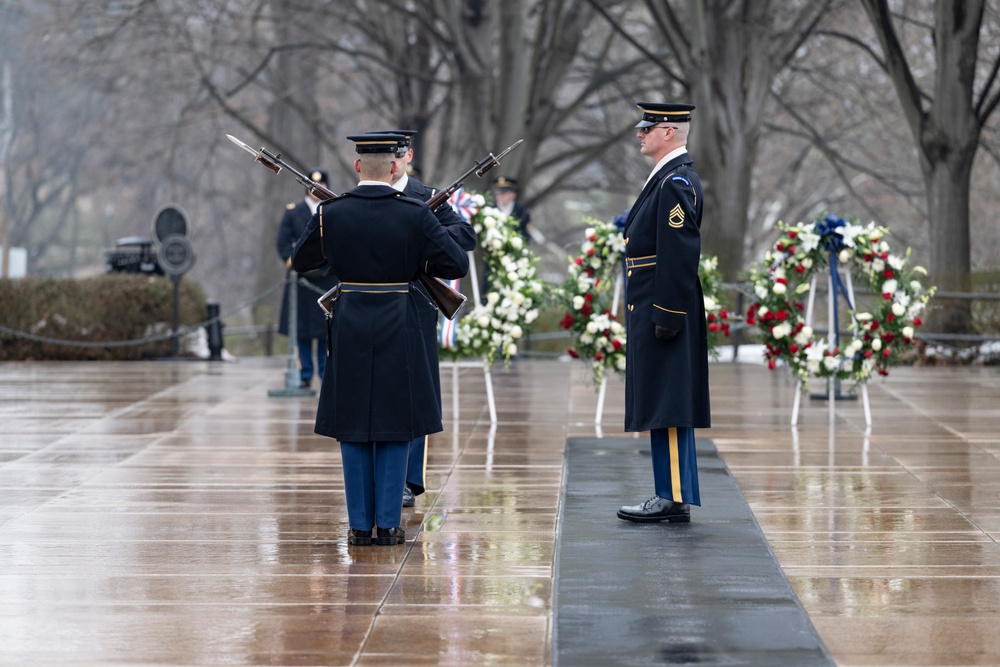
[668,204,685,228]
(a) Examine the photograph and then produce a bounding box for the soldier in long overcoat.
[276,169,340,387]
[292,134,469,547]
[379,130,477,507]
[617,102,711,525]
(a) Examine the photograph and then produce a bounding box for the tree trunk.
[251,0,322,329]
[925,158,973,333]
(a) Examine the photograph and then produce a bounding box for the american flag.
[438,285,461,349]
[448,187,479,222]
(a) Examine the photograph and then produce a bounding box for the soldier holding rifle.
[292,133,469,546]
[378,129,477,508]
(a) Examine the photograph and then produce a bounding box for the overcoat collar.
[623,152,693,236]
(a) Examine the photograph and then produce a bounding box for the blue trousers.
[340,441,408,531]
[296,338,326,382]
[650,427,701,506]
[405,435,426,494]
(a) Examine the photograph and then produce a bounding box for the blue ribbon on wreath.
[813,214,854,347]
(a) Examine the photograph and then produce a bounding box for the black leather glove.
[654,325,679,341]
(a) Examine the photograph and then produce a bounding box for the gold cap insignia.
[286,202,296,210]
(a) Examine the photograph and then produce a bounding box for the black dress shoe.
[402,483,415,508]
[347,528,372,546]
[617,496,690,523]
[375,526,405,545]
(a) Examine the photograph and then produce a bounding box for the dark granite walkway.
[554,437,835,667]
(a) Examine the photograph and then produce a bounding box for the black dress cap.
[634,102,695,128]
[347,133,406,154]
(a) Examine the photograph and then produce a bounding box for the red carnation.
[567,349,579,359]
[595,352,604,361]
[587,247,595,256]
[776,310,789,322]
[575,257,583,266]
[612,339,622,350]
[788,231,798,239]
[708,313,716,322]
[709,323,719,332]
[776,242,785,251]
[768,360,776,370]
[884,269,894,279]
[795,265,805,274]
[914,317,923,326]
[720,309,728,319]
[789,343,799,353]
[887,313,895,323]
[584,293,594,301]
[588,235,597,242]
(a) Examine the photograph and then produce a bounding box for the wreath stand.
[791,269,872,428]
[594,272,624,425]
[441,253,498,424]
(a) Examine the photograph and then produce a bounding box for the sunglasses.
[639,124,678,135]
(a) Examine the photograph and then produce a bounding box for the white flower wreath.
[745,214,935,386]
[442,196,548,365]
[559,216,730,385]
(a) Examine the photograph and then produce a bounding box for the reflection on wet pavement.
[0,359,998,665]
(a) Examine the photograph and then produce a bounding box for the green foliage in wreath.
[558,216,730,385]
[744,214,935,387]
[445,199,549,365]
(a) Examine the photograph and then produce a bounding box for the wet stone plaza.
[0,358,998,665]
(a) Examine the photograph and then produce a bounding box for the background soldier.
[617,102,711,524]
[291,133,469,546]
[276,169,339,388]
[491,176,531,241]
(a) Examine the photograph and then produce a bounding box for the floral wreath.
[745,214,935,387]
[441,191,548,365]
[559,216,730,386]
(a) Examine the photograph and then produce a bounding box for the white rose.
[757,306,769,318]
[510,236,523,251]
[892,302,906,317]
[801,257,813,269]
[507,343,518,356]
[487,292,500,305]
[586,321,599,334]
[871,338,882,351]
[591,258,602,270]
[491,318,502,329]
[824,356,840,371]
[484,217,496,230]
[510,325,523,339]
[902,326,914,339]
[525,309,539,323]
[704,296,718,311]
[513,292,525,305]
[855,312,872,321]
[573,296,585,310]
[838,249,851,263]
[910,280,922,292]
[477,316,490,328]
[772,282,787,295]
[882,279,898,295]
[755,285,769,299]
[584,227,596,238]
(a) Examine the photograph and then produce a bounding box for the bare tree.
[856,0,1000,333]
[587,0,834,281]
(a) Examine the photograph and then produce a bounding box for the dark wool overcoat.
[403,176,478,405]
[623,152,711,431]
[292,184,469,442]
[276,200,339,339]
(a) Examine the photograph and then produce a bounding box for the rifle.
[226,134,522,320]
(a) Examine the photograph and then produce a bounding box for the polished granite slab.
[554,437,834,666]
